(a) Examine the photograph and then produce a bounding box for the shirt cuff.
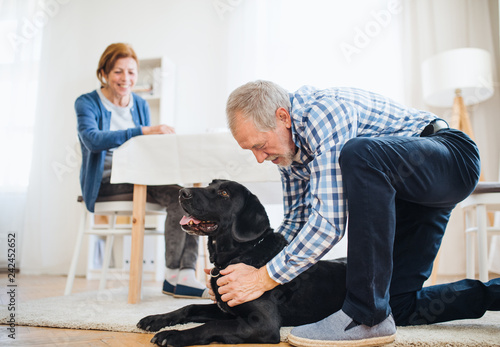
[128,127,143,138]
[266,248,312,284]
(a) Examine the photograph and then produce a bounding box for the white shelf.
[133,56,176,126]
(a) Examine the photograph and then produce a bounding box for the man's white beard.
[266,152,294,168]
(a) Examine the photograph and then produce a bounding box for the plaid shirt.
[267,86,437,284]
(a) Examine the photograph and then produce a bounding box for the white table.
[111,132,280,303]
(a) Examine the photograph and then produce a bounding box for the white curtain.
[402,0,498,110]
[402,0,500,275]
[0,0,41,268]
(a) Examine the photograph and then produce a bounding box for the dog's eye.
[218,190,230,198]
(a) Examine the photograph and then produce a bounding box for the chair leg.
[195,235,210,283]
[65,205,89,295]
[99,234,115,291]
[465,208,475,279]
[489,235,498,271]
[476,204,489,282]
[203,236,210,281]
[466,233,475,279]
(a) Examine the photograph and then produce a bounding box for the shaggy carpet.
[1,287,499,346]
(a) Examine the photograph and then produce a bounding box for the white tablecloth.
[111,132,281,185]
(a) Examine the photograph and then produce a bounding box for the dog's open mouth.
[179,215,218,235]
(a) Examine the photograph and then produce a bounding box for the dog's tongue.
[180,215,202,226]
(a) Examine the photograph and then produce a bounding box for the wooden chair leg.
[128,184,147,304]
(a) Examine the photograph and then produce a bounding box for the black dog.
[137,180,347,346]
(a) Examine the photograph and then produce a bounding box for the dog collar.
[210,267,221,278]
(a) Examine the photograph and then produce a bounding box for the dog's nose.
[179,188,193,200]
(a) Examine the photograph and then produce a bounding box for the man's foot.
[288,310,396,347]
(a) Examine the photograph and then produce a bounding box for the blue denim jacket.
[75,90,150,212]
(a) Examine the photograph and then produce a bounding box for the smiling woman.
[73,42,209,299]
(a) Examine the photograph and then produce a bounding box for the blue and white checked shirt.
[266,86,437,284]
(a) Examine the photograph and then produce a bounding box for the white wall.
[21,0,233,274]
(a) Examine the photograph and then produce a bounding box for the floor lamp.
[421,48,494,284]
[421,47,494,140]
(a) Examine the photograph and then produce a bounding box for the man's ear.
[231,192,270,243]
[275,107,292,128]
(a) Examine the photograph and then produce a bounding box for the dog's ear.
[210,179,228,185]
[231,191,270,243]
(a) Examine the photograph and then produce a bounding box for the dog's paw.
[150,330,183,347]
[137,314,171,332]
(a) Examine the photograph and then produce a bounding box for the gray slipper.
[288,310,396,347]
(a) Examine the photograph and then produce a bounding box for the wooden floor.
[0,274,291,347]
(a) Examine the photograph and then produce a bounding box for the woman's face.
[102,57,138,98]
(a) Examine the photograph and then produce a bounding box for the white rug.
[1,287,499,346]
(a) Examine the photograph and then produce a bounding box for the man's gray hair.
[226,80,291,133]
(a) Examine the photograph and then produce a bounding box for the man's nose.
[251,149,266,164]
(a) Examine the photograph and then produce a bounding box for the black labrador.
[137,180,347,346]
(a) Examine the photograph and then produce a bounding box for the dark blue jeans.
[339,129,483,326]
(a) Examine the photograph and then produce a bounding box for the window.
[0,0,41,191]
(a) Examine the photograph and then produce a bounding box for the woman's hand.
[142,124,175,135]
[215,264,279,307]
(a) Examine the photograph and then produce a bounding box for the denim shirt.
[75,90,150,212]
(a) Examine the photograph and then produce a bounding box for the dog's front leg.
[150,317,281,347]
[137,303,230,332]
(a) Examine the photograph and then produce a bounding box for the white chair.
[461,182,500,282]
[64,193,166,295]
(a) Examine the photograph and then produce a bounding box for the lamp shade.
[421,48,494,107]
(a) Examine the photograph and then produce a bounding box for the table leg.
[128,184,147,304]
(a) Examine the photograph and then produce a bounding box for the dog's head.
[178,180,271,243]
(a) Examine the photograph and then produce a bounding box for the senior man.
[213,80,499,347]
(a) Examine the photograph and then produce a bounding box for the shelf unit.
[132,56,176,126]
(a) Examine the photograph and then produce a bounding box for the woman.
[75,43,207,298]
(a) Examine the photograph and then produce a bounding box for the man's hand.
[142,124,175,135]
[215,263,279,307]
